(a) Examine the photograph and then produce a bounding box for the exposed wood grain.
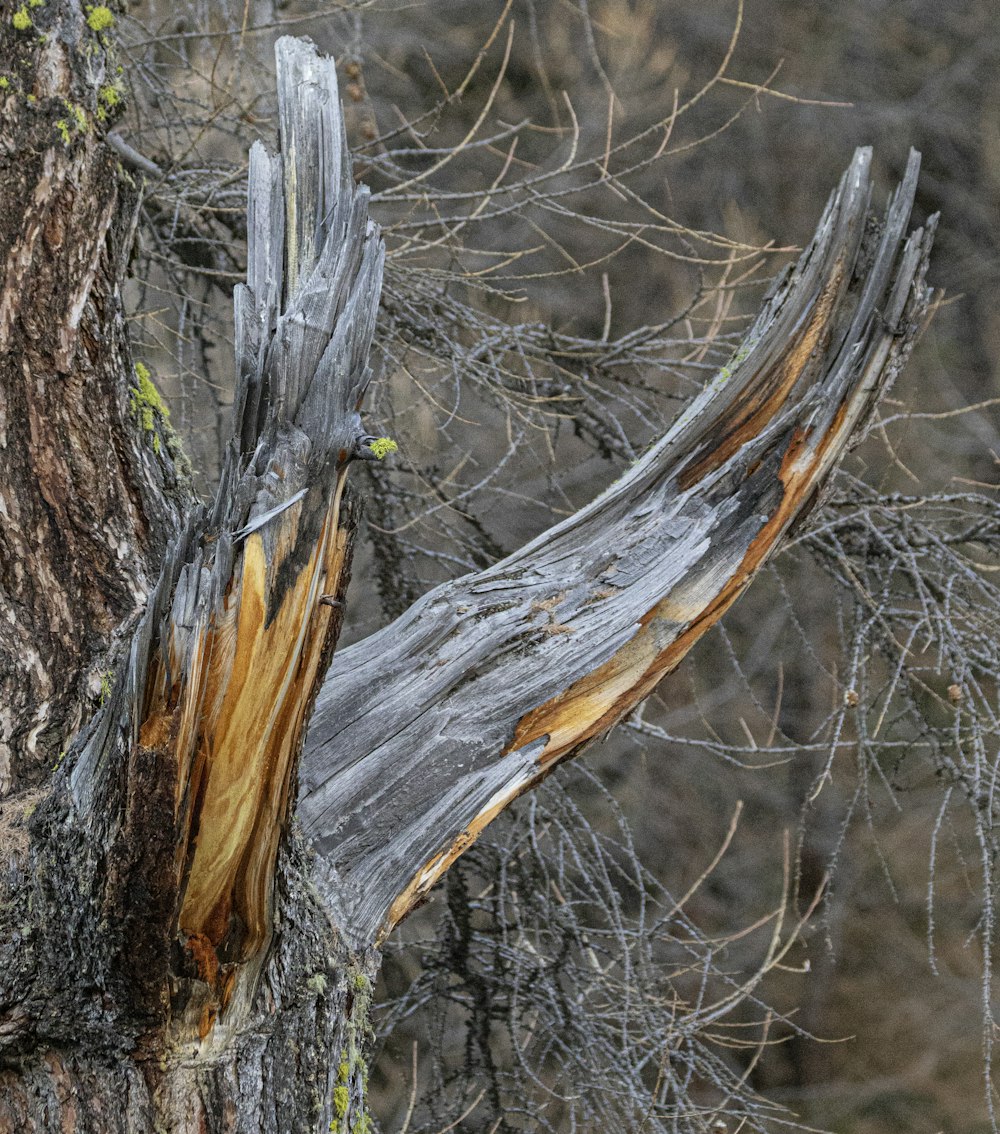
[0,23,941,1129]
[143,39,382,980]
[299,148,937,945]
[2,32,374,1132]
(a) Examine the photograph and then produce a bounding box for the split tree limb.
[0,28,940,1126]
[64,35,384,1026]
[299,148,936,945]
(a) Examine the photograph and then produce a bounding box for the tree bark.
[0,13,936,1133]
[0,0,187,796]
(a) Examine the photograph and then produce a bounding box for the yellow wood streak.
[499,274,854,769]
[136,476,352,972]
[176,528,308,946]
[383,773,531,942]
[177,498,342,954]
[384,851,448,940]
[383,336,864,938]
[232,515,351,953]
[508,413,847,770]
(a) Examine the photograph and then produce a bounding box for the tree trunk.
[1,26,384,1132]
[0,9,935,1132]
[0,0,187,795]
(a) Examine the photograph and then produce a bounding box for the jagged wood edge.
[298,148,936,946]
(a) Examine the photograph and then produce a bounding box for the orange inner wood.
[139,480,350,965]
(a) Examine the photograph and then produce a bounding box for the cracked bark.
[0,12,935,1133]
[0,4,187,794]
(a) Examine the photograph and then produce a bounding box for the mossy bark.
[0,0,187,794]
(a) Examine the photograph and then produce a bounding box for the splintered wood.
[299,148,937,944]
[136,489,349,961]
[90,35,385,1024]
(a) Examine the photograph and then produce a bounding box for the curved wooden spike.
[298,148,936,945]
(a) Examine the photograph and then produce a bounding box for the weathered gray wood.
[0,20,940,1131]
[112,31,384,986]
[299,148,937,945]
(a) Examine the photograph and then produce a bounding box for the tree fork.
[0,20,936,1134]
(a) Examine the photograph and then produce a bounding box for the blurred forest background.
[102,0,999,1129]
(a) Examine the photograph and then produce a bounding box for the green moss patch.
[85,4,114,31]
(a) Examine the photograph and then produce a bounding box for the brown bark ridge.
[0,0,188,796]
[299,147,937,946]
[1,33,385,1133]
